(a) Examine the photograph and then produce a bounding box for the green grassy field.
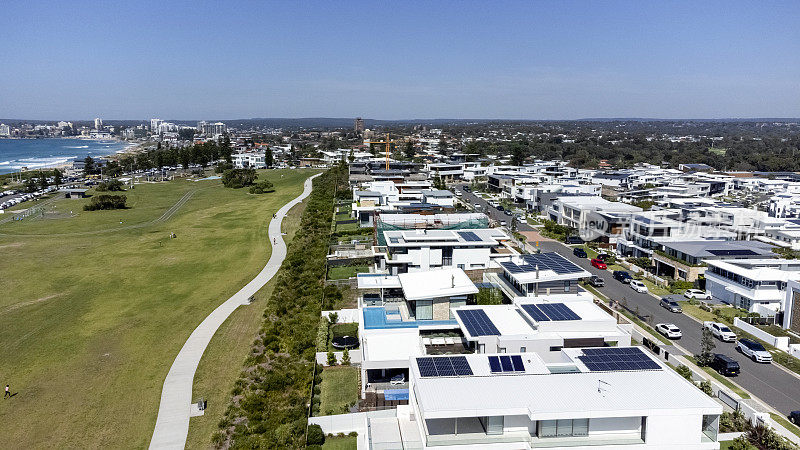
[0,169,316,448]
[319,366,360,416]
[328,264,369,280]
[322,435,357,449]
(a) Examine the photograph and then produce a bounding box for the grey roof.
[660,240,774,259]
[423,189,453,197]
[355,190,382,197]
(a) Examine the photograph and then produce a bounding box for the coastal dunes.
[0,169,317,448]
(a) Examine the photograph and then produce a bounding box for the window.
[520,347,527,353]
[416,300,433,320]
[449,298,466,319]
[498,347,506,353]
[549,346,563,352]
[486,416,504,435]
[539,418,589,438]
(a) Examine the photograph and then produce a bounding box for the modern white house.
[376,228,515,274]
[705,258,800,311]
[780,279,800,334]
[364,347,721,449]
[486,252,592,300]
[232,151,266,169]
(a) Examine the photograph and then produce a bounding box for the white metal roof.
[398,268,478,301]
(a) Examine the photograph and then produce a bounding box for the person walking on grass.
[4,385,10,399]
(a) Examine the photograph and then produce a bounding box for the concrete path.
[149,173,321,449]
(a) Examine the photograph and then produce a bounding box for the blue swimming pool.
[362,307,457,329]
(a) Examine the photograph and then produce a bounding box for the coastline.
[0,137,144,176]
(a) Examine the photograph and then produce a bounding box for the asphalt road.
[456,184,800,417]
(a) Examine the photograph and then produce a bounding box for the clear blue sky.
[1,1,799,120]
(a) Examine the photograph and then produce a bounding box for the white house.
[705,258,800,311]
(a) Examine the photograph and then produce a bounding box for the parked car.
[629,280,648,293]
[597,253,613,262]
[455,191,462,197]
[573,247,588,258]
[790,411,800,426]
[565,235,584,245]
[656,323,682,339]
[591,258,607,270]
[588,275,605,287]
[499,220,507,226]
[737,338,772,363]
[711,354,740,376]
[463,186,471,192]
[390,373,405,385]
[704,321,737,342]
[659,298,683,313]
[613,271,632,283]
[684,289,711,300]
[497,205,505,212]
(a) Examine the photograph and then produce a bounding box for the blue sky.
[1,1,799,120]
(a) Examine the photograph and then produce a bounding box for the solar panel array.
[707,249,758,256]
[488,355,525,373]
[458,231,482,242]
[416,356,473,377]
[578,347,661,372]
[456,309,500,336]
[500,252,583,275]
[521,303,581,322]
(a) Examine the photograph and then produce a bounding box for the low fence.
[308,409,396,435]
[733,317,790,351]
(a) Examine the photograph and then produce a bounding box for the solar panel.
[521,304,550,322]
[501,252,584,276]
[458,231,482,242]
[489,355,525,373]
[456,309,500,336]
[707,249,758,256]
[538,303,581,321]
[488,356,502,373]
[510,355,525,371]
[416,356,473,377]
[578,347,661,372]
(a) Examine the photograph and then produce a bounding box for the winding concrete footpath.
[149,173,321,449]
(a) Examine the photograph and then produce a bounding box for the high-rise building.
[197,121,227,136]
[0,124,10,136]
[150,118,163,132]
[94,118,103,130]
[354,117,364,133]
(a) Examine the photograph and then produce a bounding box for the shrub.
[327,351,337,366]
[675,364,693,381]
[249,180,275,194]
[95,179,124,192]
[697,379,713,396]
[221,168,257,188]
[349,431,358,437]
[83,194,127,211]
[307,424,325,446]
[316,317,330,351]
[341,348,351,366]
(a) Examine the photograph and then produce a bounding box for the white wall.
[644,414,703,446]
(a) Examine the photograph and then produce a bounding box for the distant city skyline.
[1,1,799,120]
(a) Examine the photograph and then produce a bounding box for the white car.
[500,220,507,226]
[737,338,772,363]
[390,373,405,385]
[703,321,737,342]
[684,289,711,300]
[656,323,682,339]
[629,280,648,293]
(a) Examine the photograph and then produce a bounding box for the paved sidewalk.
[149,173,321,449]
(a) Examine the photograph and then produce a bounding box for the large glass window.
[486,416,504,435]
[539,418,590,438]
[449,298,466,319]
[416,300,433,320]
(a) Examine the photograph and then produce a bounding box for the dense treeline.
[116,137,233,171]
[459,135,800,171]
[214,164,348,449]
[83,194,127,211]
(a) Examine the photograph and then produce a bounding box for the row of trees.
[114,137,234,172]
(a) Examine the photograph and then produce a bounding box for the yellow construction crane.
[365,133,399,170]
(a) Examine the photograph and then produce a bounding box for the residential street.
[457,184,800,417]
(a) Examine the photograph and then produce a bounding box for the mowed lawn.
[0,169,316,448]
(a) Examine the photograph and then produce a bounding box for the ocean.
[0,138,131,175]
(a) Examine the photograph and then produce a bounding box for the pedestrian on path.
[4,385,10,399]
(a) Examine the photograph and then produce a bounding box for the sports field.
[0,169,315,448]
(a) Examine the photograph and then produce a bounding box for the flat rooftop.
[500,252,591,283]
[398,268,478,301]
[411,349,720,419]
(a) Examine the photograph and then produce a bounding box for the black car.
[497,205,504,212]
[463,186,471,192]
[588,275,605,287]
[565,235,584,245]
[790,411,800,426]
[711,354,740,377]
[597,253,613,262]
[573,247,588,258]
[613,270,632,283]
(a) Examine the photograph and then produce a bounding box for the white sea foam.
[66,145,90,149]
